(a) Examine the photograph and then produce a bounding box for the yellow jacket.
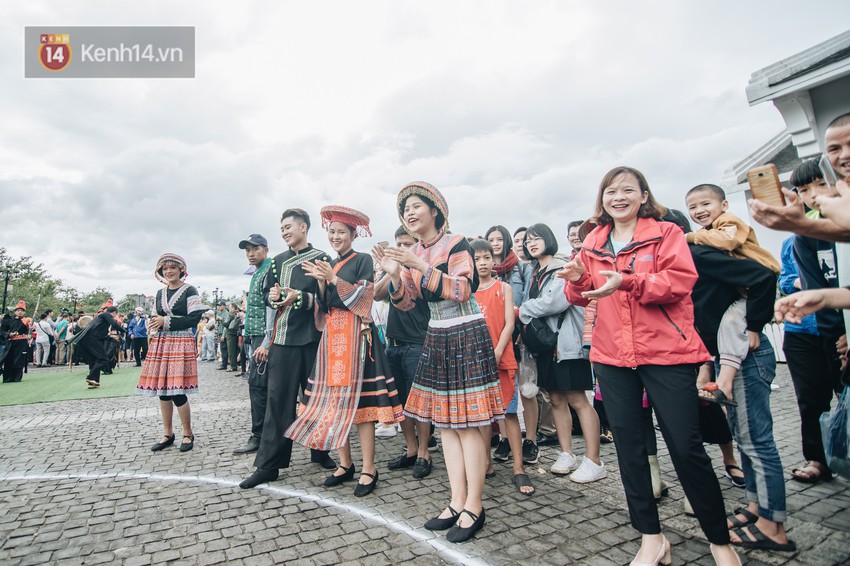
[686,212,780,274]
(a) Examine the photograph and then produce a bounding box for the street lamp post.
[2,267,18,314]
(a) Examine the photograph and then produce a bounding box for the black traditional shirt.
[263,244,331,347]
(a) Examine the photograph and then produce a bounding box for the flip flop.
[731,524,797,552]
[699,384,737,407]
[726,507,758,529]
[513,473,535,496]
[791,460,833,484]
[724,464,746,488]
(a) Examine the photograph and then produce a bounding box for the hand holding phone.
[747,164,786,207]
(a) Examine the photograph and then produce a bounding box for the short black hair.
[826,112,850,131]
[470,239,494,257]
[523,223,558,259]
[686,184,726,201]
[281,208,311,230]
[513,226,528,237]
[39,313,48,320]
[567,220,583,233]
[790,158,824,188]
[393,225,408,240]
[105,306,118,314]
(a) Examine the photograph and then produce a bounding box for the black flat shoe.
[324,464,355,487]
[353,470,378,497]
[179,435,194,452]
[424,505,460,531]
[311,449,337,470]
[151,434,175,452]
[387,452,417,470]
[446,508,485,543]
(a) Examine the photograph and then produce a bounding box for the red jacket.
[565,217,709,368]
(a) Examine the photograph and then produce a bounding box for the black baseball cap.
[239,234,269,249]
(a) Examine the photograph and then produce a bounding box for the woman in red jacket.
[560,166,740,566]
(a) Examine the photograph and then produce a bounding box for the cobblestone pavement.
[0,361,848,565]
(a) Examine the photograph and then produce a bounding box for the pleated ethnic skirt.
[136,331,199,396]
[404,316,505,429]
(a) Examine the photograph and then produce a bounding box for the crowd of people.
[2,113,849,565]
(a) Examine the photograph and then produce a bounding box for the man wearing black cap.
[240,209,336,488]
[233,234,273,454]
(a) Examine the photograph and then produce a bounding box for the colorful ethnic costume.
[136,254,207,396]
[389,183,504,429]
[286,247,404,449]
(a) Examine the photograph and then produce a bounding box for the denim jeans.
[723,335,787,522]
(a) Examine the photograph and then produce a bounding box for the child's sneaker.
[569,457,607,483]
[550,451,578,475]
[522,439,539,464]
[493,438,511,462]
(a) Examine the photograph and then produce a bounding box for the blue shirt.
[779,236,817,335]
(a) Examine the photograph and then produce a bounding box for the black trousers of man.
[783,331,844,464]
[254,342,324,471]
[218,334,228,368]
[133,337,148,366]
[247,335,268,440]
[76,336,111,383]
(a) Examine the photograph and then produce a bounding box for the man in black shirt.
[374,226,435,479]
[240,208,336,489]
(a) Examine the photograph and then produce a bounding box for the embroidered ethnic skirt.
[136,331,199,396]
[286,311,403,451]
[404,315,505,429]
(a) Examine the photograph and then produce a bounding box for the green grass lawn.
[0,365,142,406]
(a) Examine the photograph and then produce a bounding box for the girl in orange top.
[471,239,534,496]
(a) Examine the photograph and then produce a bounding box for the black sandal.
[151,434,175,452]
[731,524,797,552]
[699,387,737,407]
[179,435,194,452]
[513,473,535,496]
[726,507,758,529]
[724,464,746,488]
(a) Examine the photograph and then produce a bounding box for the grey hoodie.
[518,256,585,361]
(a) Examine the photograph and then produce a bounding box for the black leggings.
[159,394,188,407]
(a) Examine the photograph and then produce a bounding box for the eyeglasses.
[525,236,544,244]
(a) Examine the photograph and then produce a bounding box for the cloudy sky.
[2,1,849,301]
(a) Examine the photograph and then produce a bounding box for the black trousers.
[76,337,110,383]
[133,337,148,365]
[218,334,228,365]
[254,342,320,470]
[595,362,729,544]
[247,336,268,438]
[783,331,844,464]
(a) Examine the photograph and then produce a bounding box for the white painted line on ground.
[0,471,491,566]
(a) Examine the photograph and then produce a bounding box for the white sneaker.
[550,451,578,475]
[569,457,607,483]
[375,423,397,438]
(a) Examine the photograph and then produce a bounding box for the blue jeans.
[723,335,787,522]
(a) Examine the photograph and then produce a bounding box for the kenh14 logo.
[39,33,71,71]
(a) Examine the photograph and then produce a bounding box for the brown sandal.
[790,460,832,484]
